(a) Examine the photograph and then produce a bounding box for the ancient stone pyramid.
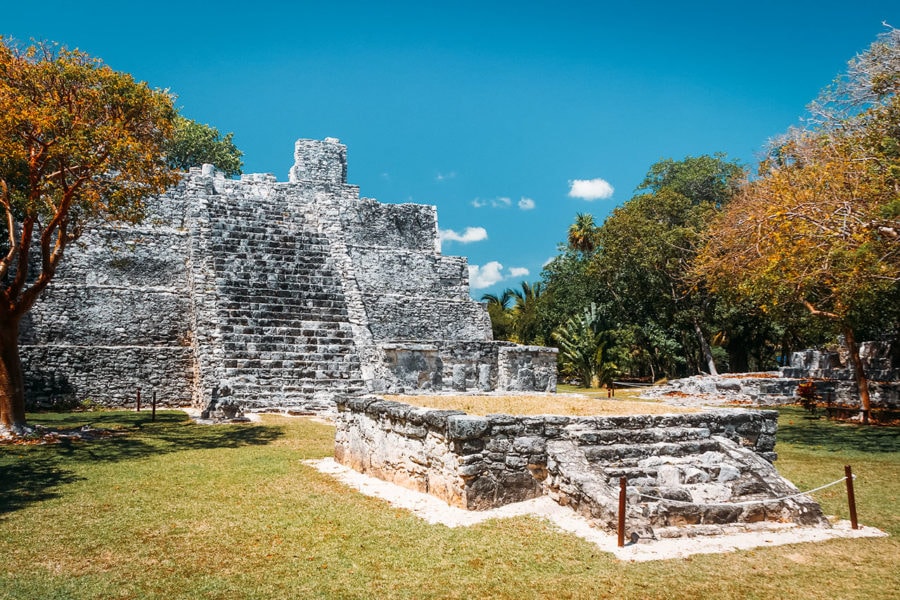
[21,138,557,412]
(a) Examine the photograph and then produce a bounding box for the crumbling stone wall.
[21,138,557,410]
[333,397,832,539]
[378,341,557,393]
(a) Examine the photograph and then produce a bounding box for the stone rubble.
[641,342,899,410]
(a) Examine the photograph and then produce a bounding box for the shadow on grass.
[0,456,82,513]
[0,411,285,516]
[777,407,900,454]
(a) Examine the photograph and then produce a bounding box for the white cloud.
[508,267,530,278]
[568,178,614,201]
[471,196,513,209]
[518,197,535,210]
[543,256,555,267]
[468,261,505,289]
[439,226,488,244]
[436,171,456,182]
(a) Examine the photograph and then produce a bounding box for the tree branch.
[801,299,840,320]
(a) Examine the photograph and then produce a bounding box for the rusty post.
[618,476,627,547]
[845,465,858,530]
[152,391,157,422]
[136,388,141,412]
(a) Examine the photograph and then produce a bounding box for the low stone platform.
[334,397,829,538]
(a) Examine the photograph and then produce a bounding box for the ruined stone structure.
[335,398,828,537]
[20,138,557,411]
[651,342,900,411]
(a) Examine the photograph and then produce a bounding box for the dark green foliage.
[165,115,243,177]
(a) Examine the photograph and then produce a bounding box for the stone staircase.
[546,420,827,538]
[199,191,365,411]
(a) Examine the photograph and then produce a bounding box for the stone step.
[582,439,721,464]
[573,426,710,446]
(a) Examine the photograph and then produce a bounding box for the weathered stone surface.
[643,340,899,410]
[22,138,557,410]
[336,398,828,535]
[447,415,490,440]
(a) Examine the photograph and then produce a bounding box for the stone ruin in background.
[20,138,557,413]
[651,341,899,413]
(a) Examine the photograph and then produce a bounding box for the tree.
[165,115,243,177]
[0,40,178,432]
[552,302,617,388]
[481,289,514,341]
[508,281,544,345]
[591,155,745,377]
[567,212,597,253]
[695,27,900,421]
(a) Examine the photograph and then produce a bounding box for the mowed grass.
[0,408,897,600]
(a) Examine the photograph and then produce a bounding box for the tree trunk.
[842,326,871,424]
[727,342,750,373]
[0,314,27,432]
[693,318,718,376]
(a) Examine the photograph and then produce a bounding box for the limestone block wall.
[335,398,782,510]
[20,188,196,408]
[497,345,558,392]
[334,197,492,343]
[378,341,557,393]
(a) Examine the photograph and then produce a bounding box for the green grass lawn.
[1,408,897,600]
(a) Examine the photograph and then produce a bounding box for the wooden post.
[618,476,627,547]
[845,465,858,530]
[151,391,157,422]
[136,388,141,412]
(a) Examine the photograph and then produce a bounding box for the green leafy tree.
[165,115,243,177]
[591,155,745,377]
[508,281,544,345]
[0,40,178,432]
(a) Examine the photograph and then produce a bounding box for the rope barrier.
[633,474,855,507]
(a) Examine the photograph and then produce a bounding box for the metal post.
[136,388,141,412]
[617,476,627,547]
[845,465,858,530]
[152,391,157,422]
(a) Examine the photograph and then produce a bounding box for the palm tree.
[480,289,513,310]
[509,281,544,345]
[567,212,597,253]
[481,290,514,340]
[552,302,617,388]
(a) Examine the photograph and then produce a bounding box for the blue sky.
[4,1,898,297]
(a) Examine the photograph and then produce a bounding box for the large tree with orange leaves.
[695,28,900,421]
[0,40,178,433]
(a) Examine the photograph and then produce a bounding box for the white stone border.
[305,458,887,562]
